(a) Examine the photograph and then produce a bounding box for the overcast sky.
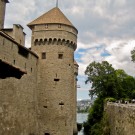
[5,0,135,100]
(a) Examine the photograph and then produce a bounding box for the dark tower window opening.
[42,52,46,59]
[34,39,38,45]
[59,102,64,106]
[31,68,32,73]
[59,101,64,110]
[43,106,47,108]
[58,54,63,59]
[54,78,60,82]
[45,133,50,135]
[13,60,15,65]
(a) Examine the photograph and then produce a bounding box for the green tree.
[115,69,135,98]
[83,98,104,135]
[85,61,118,98]
[84,61,135,135]
[131,48,135,62]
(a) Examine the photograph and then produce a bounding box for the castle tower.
[0,0,9,29]
[28,7,78,135]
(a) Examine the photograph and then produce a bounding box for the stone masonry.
[105,102,135,135]
[0,1,78,135]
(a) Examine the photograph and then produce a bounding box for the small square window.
[42,52,46,59]
[45,24,48,28]
[58,54,63,59]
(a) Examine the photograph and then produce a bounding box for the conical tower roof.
[28,7,75,28]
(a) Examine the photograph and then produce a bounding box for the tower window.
[45,133,50,135]
[31,68,33,73]
[45,24,48,29]
[54,78,60,82]
[42,52,46,59]
[13,60,15,65]
[58,54,63,59]
[58,24,61,28]
[43,106,47,108]
[59,102,64,106]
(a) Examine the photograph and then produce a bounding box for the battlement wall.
[3,24,26,46]
[105,102,135,135]
[31,24,77,50]
[0,31,38,77]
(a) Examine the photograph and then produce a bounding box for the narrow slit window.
[45,133,50,135]
[42,52,46,59]
[54,78,60,82]
[58,54,63,59]
[59,102,64,105]
[13,60,15,65]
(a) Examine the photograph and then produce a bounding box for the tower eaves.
[28,7,76,29]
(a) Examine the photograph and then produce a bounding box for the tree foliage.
[84,61,135,135]
[83,98,104,135]
[85,61,135,99]
[131,48,135,62]
[85,61,118,98]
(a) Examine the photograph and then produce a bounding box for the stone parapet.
[106,102,135,135]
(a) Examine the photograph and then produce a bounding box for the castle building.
[0,1,78,135]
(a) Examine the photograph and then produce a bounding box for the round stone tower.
[28,7,78,135]
[0,0,9,29]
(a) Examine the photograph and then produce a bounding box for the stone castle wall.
[0,32,39,135]
[105,102,135,135]
[3,24,26,46]
[0,32,37,72]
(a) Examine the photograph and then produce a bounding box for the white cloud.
[105,40,135,76]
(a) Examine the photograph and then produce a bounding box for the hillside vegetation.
[83,60,135,135]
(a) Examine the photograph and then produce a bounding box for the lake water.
[77,113,88,135]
